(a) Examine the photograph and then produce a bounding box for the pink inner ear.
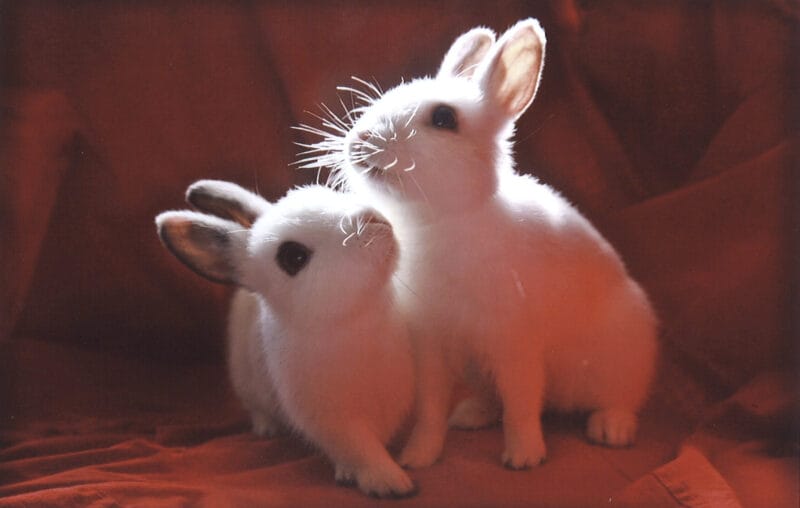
[158,213,239,285]
[481,27,545,119]
[438,29,495,79]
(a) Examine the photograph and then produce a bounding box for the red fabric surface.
[1,339,684,507]
[1,1,797,506]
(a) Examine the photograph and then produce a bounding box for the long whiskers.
[394,168,407,198]
[336,86,375,106]
[339,215,354,235]
[351,76,384,99]
[406,170,430,206]
[341,231,357,246]
[384,156,399,170]
[391,273,420,299]
[403,102,421,129]
[292,75,414,192]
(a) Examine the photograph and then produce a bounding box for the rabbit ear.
[476,18,546,120]
[437,27,496,79]
[156,210,246,284]
[186,180,270,228]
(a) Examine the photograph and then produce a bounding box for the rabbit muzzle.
[346,126,408,179]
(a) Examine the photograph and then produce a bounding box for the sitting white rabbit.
[156,181,416,498]
[299,18,658,470]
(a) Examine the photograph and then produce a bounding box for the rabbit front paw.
[356,462,418,499]
[335,464,357,487]
[251,411,282,438]
[398,431,444,469]
[449,396,501,430]
[501,433,546,470]
[586,409,637,447]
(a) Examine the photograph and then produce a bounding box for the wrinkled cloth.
[1,1,797,506]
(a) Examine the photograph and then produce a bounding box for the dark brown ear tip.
[185,179,210,199]
[183,180,261,228]
[185,181,213,209]
[156,221,171,247]
[155,212,183,240]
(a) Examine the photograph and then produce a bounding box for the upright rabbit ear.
[186,180,270,228]
[437,27,496,79]
[476,18,546,120]
[156,211,246,284]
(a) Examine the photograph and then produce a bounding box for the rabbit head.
[297,19,546,215]
[156,181,398,324]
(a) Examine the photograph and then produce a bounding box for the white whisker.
[292,123,333,137]
[319,103,350,131]
[339,215,352,235]
[338,95,362,123]
[336,85,375,105]
[342,231,356,246]
[394,169,407,197]
[358,139,382,151]
[352,76,384,100]
[294,141,342,153]
[372,77,385,94]
[403,102,421,128]
[370,130,387,142]
[407,171,430,206]
[384,156,399,170]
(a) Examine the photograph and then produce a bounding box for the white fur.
[227,288,286,438]
[156,183,416,497]
[304,19,658,469]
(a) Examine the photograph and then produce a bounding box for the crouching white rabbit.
[300,18,658,470]
[155,181,416,498]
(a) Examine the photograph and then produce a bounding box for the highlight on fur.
[297,18,658,471]
[156,182,416,498]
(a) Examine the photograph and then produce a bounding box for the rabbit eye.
[431,105,458,131]
[276,241,313,277]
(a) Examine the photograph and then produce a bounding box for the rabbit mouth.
[347,147,382,174]
[341,209,393,241]
[351,161,392,184]
[347,138,395,178]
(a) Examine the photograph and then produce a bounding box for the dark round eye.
[276,241,313,277]
[431,105,458,131]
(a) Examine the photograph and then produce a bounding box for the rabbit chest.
[391,194,627,357]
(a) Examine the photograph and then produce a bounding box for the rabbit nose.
[349,130,372,151]
[351,209,392,235]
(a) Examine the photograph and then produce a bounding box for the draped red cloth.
[2,1,796,506]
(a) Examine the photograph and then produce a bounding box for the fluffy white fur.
[302,18,658,470]
[156,182,416,498]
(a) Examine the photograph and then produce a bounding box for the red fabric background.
[1,1,797,506]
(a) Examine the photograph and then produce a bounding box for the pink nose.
[356,130,371,142]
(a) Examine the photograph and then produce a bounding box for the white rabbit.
[298,18,657,470]
[156,181,416,498]
[179,180,289,438]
